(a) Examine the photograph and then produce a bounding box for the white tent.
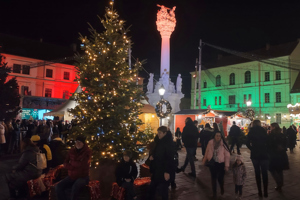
[43,86,82,121]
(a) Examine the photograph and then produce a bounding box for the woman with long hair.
[175,127,183,149]
[268,123,289,192]
[246,120,269,197]
[202,132,230,198]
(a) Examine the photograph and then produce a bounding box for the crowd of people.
[0,117,298,200]
[146,118,295,200]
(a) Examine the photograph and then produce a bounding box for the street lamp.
[246,100,252,107]
[158,85,165,98]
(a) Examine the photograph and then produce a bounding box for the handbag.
[205,158,215,168]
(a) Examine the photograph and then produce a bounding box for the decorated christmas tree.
[0,55,21,121]
[69,1,149,166]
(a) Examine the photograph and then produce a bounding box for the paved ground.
[0,142,299,200]
[172,142,300,200]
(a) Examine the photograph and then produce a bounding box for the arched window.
[245,71,251,83]
[229,73,235,85]
[216,75,221,87]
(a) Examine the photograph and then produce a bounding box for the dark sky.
[1,0,300,97]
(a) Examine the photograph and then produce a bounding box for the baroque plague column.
[147,5,184,129]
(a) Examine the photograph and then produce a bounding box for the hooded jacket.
[246,126,268,160]
[150,131,175,181]
[6,145,42,188]
[115,159,138,186]
[64,144,92,180]
[182,120,199,148]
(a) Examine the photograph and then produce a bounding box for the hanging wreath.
[155,99,172,118]
[245,108,255,120]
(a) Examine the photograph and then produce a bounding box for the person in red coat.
[55,135,92,200]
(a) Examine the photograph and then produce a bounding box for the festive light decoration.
[245,108,255,121]
[69,1,150,165]
[155,99,172,118]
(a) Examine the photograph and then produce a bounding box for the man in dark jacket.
[179,118,199,178]
[49,133,68,168]
[229,121,241,155]
[199,123,214,157]
[55,135,92,200]
[8,119,20,154]
[26,120,35,139]
[246,120,269,198]
[148,126,175,200]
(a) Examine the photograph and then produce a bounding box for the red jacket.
[64,144,92,180]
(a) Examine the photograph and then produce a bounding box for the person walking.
[31,135,52,174]
[26,120,35,139]
[8,119,20,154]
[179,118,199,177]
[232,155,247,200]
[115,150,138,200]
[148,126,175,200]
[268,123,289,192]
[55,135,92,200]
[246,120,269,198]
[199,123,214,158]
[229,121,241,155]
[175,127,183,149]
[286,125,297,153]
[202,132,230,199]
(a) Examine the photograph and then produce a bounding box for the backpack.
[30,151,47,170]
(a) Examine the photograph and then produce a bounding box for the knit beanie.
[123,150,133,159]
[236,155,243,162]
[76,135,86,144]
[31,135,41,142]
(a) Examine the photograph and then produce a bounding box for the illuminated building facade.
[0,34,78,119]
[191,41,300,127]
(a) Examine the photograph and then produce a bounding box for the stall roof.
[174,109,237,117]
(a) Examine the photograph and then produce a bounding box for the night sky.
[1,0,300,97]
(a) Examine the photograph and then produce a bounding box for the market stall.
[174,109,240,137]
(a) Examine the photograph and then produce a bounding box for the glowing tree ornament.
[156,5,176,76]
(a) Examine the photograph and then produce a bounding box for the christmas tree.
[0,55,21,121]
[69,1,149,165]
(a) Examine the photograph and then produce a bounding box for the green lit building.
[191,41,300,127]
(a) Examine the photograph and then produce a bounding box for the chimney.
[71,43,77,52]
[40,38,43,43]
[266,43,270,50]
[218,54,223,60]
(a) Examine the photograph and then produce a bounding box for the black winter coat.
[229,125,241,138]
[6,145,42,188]
[286,127,297,148]
[115,159,138,186]
[182,120,199,148]
[246,126,269,160]
[150,132,175,182]
[268,129,289,171]
[49,138,68,168]
[200,128,214,148]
